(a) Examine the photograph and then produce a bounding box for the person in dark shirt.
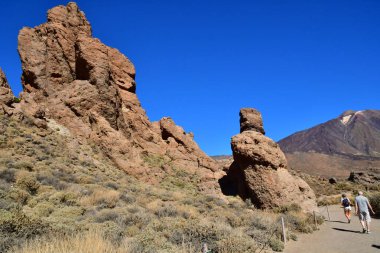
[341,193,352,223]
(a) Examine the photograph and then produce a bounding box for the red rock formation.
[222,108,317,212]
[0,68,14,115]
[14,2,221,190]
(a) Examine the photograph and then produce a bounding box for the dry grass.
[13,230,130,253]
[0,114,321,252]
[80,188,120,208]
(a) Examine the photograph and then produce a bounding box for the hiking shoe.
[363,229,367,233]
[348,219,351,223]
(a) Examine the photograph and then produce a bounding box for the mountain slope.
[278,110,380,177]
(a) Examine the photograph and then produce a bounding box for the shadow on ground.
[329,220,347,224]
[332,228,362,234]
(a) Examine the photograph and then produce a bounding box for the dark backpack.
[342,198,350,207]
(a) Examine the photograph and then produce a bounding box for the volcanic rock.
[278,110,380,178]
[348,171,380,185]
[0,68,14,114]
[239,108,265,134]
[221,108,317,212]
[15,2,221,190]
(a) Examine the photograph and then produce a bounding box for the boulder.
[222,108,317,212]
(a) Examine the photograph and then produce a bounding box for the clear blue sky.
[1,1,379,155]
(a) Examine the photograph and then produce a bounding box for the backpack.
[342,198,350,207]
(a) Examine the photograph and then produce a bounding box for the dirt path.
[284,205,380,253]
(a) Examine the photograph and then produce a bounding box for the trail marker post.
[326,205,331,221]
[281,216,286,244]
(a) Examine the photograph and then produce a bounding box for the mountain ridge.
[279,110,380,158]
[278,109,380,177]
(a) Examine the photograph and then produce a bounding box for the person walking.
[355,191,375,233]
[341,193,352,223]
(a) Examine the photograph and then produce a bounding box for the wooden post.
[281,216,286,244]
[326,205,331,221]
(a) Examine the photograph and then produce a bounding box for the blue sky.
[1,1,379,155]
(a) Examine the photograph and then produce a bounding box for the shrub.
[142,154,167,168]
[274,203,301,213]
[34,202,55,217]
[15,171,40,195]
[49,192,78,206]
[13,161,34,171]
[8,188,30,205]
[37,171,67,190]
[217,235,257,253]
[368,192,380,215]
[81,189,120,208]
[120,193,136,204]
[95,210,120,223]
[0,209,49,252]
[0,168,16,183]
[269,237,284,252]
[283,212,319,233]
[104,181,120,190]
[155,204,178,218]
[13,97,21,103]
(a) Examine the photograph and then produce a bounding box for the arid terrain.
[2,2,379,253]
[279,110,380,178]
[0,3,322,253]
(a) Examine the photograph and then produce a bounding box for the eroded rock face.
[0,69,14,114]
[223,108,317,212]
[239,108,265,134]
[16,2,221,190]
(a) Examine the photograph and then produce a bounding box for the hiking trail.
[284,205,380,253]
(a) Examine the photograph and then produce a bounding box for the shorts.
[344,206,351,211]
[358,211,371,222]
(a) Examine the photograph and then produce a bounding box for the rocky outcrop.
[15,2,221,190]
[221,108,317,212]
[240,108,265,134]
[0,68,14,114]
[348,171,380,185]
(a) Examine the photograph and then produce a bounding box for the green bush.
[13,97,21,103]
[368,193,380,215]
[269,237,284,252]
[0,209,49,252]
[15,172,40,195]
[8,188,30,205]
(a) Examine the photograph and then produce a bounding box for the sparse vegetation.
[290,169,380,207]
[0,114,320,252]
[368,192,380,215]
